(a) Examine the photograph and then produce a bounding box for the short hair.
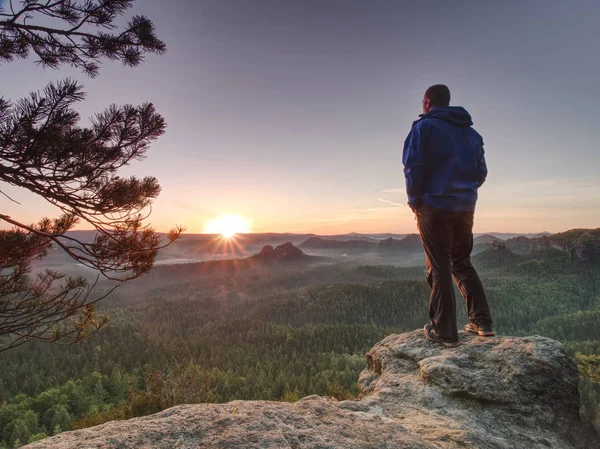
[424,84,451,107]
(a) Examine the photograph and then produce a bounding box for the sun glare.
[203,214,252,238]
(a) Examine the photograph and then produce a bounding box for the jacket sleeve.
[402,123,427,209]
[477,139,488,188]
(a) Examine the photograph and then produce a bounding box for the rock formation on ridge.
[253,242,305,262]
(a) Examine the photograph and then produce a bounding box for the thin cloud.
[377,198,404,207]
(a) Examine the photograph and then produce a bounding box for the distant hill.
[376,237,405,249]
[472,244,521,270]
[300,234,424,254]
[299,237,375,250]
[35,228,600,270]
[478,232,551,240]
[126,242,318,292]
[545,228,600,251]
[377,234,422,252]
[501,228,600,256]
[473,234,502,245]
[320,232,407,241]
[319,233,379,243]
[359,233,407,241]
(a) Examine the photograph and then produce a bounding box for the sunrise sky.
[1,0,599,235]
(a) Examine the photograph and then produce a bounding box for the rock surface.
[25,331,599,449]
[357,331,598,449]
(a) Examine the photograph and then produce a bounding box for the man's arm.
[477,139,488,188]
[402,123,427,210]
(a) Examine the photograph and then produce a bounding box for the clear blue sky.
[1,0,599,234]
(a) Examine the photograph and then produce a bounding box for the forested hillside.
[1,245,599,447]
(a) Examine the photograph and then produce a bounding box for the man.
[402,84,493,348]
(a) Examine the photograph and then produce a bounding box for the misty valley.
[1,229,599,447]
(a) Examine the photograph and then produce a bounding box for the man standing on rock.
[402,84,494,347]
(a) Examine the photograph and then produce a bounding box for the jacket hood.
[421,106,473,127]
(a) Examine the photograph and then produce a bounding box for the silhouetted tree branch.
[0,1,182,351]
[0,0,166,77]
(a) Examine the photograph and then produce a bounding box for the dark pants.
[416,203,492,341]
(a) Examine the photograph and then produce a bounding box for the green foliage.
[325,379,357,401]
[472,247,521,270]
[49,406,71,435]
[2,252,600,446]
[281,390,301,402]
[0,0,182,352]
[577,354,600,383]
[28,432,47,444]
[531,309,600,342]
[548,228,600,250]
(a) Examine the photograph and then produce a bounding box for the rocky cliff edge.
[25,330,599,449]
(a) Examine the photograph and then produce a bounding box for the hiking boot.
[464,322,495,337]
[423,324,461,348]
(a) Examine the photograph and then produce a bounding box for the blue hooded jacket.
[402,106,487,212]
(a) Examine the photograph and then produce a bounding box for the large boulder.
[25,331,599,449]
[357,330,598,448]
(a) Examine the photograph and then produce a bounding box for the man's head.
[422,84,450,114]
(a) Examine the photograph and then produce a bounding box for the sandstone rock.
[357,330,598,449]
[254,242,305,262]
[24,396,433,449]
[490,240,506,251]
[571,233,600,267]
[25,331,599,449]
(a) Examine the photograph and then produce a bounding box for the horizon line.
[63,229,570,236]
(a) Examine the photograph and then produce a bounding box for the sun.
[203,214,252,238]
